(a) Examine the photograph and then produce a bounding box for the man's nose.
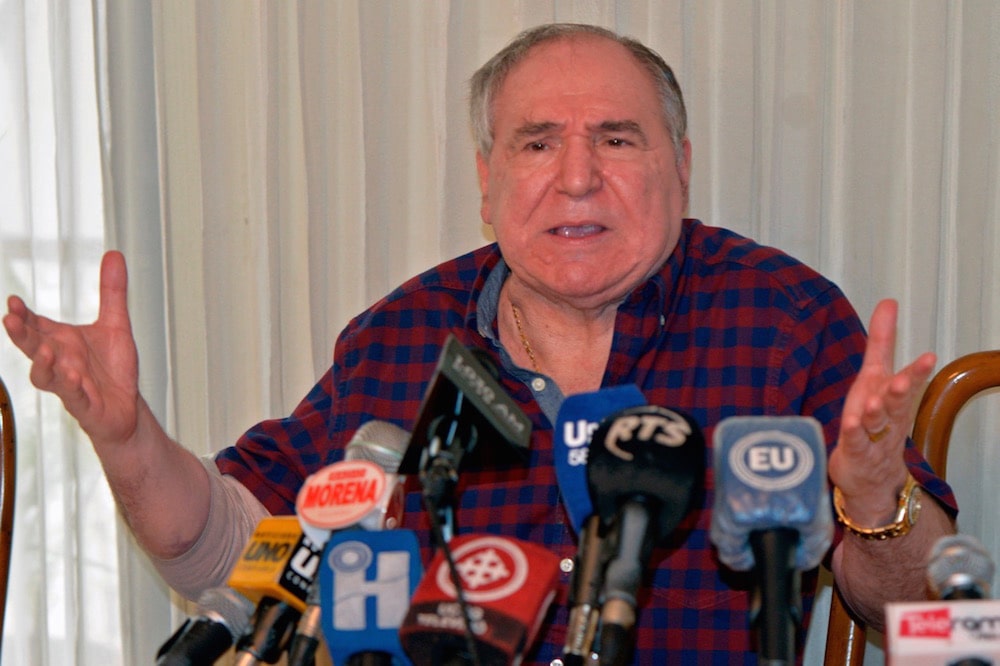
[556,138,602,197]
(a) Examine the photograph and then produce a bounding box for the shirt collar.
[476,254,508,342]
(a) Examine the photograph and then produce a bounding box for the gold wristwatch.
[833,474,922,540]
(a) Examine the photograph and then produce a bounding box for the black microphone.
[399,334,531,472]
[397,334,532,544]
[928,534,996,601]
[587,405,704,666]
[709,416,832,666]
[235,597,301,665]
[155,586,255,665]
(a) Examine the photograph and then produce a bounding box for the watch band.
[833,473,922,540]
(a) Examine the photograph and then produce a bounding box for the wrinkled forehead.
[491,36,666,131]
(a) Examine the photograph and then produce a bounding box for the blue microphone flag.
[553,385,646,534]
[710,415,833,571]
[320,529,422,665]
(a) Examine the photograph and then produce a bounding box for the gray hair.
[469,23,687,161]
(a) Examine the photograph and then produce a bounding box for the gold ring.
[867,425,891,443]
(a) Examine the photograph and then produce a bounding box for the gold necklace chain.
[510,302,540,373]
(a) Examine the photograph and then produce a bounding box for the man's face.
[477,35,691,311]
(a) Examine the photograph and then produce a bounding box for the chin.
[547,276,629,307]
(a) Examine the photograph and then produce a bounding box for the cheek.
[489,168,547,217]
[632,164,685,213]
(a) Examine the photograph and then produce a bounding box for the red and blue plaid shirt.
[216,219,955,664]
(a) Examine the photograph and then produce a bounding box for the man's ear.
[476,151,491,226]
[677,138,692,210]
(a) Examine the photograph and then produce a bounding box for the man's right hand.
[5,250,212,559]
[4,250,140,449]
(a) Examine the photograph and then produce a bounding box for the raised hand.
[829,298,936,518]
[3,250,140,448]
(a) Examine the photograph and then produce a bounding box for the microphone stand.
[419,400,483,666]
[749,528,801,666]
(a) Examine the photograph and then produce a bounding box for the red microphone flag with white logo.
[399,534,561,665]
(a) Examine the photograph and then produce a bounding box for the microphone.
[587,405,704,666]
[397,334,532,544]
[554,385,647,535]
[289,419,410,666]
[155,586,255,665]
[399,533,561,665]
[227,515,323,664]
[399,334,532,473]
[709,415,832,666]
[928,534,996,601]
[319,528,423,666]
[885,533,999,665]
[295,420,409,548]
[553,385,646,665]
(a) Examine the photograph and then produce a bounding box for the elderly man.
[5,22,955,663]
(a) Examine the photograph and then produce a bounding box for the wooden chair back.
[0,376,15,652]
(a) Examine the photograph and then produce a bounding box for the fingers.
[4,294,44,357]
[840,301,938,454]
[860,352,935,425]
[98,250,131,330]
[862,298,899,373]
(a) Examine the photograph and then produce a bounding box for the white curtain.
[1,0,997,664]
[0,0,127,663]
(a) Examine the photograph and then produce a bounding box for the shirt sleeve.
[214,366,338,516]
[149,458,270,601]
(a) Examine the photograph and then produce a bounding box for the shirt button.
[560,557,574,575]
[531,377,547,392]
[550,660,564,666]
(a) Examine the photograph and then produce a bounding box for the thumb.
[98,250,131,329]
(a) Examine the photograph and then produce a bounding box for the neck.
[499,281,614,394]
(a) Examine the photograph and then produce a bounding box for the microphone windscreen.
[928,533,996,600]
[587,405,705,542]
[196,586,255,637]
[554,385,647,535]
[710,415,832,571]
[345,419,410,471]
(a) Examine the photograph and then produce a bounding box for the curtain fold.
[96,0,174,663]
[0,0,120,663]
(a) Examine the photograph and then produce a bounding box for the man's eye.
[606,137,631,147]
[527,141,548,151]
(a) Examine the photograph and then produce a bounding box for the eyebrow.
[509,119,649,146]
[511,121,562,143]
[595,120,648,145]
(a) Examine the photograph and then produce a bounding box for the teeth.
[552,225,602,238]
